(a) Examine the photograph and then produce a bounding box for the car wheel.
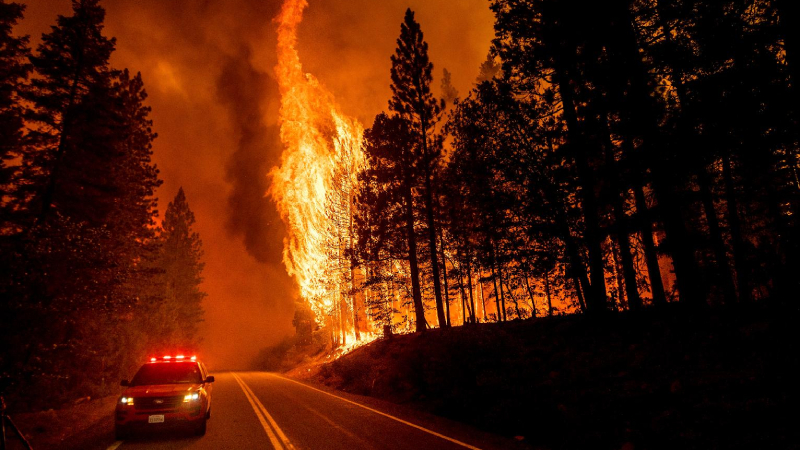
[114,424,129,440]
[194,418,207,436]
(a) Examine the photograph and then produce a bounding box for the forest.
[284,2,798,446]
[1,0,797,422]
[298,0,800,344]
[0,0,206,409]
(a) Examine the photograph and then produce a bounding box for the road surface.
[106,372,522,450]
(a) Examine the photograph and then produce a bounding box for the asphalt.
[106,372,524,450]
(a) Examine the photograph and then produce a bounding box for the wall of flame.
[270,0,366,321]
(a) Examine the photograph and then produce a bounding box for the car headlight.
[120,397,134,406]
[183,392,200,402]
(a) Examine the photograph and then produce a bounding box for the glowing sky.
[18,0,495,368]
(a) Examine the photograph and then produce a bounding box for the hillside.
[305,303,797,449]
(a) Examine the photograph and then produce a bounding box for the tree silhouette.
[356,113,427,332]
[0,0,171,407]
[389,9,448,328]
[0,0,30,224]
[150,188,206,348]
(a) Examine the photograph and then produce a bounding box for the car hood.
[124,384,202,397]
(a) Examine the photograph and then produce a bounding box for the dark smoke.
[216,47,285,265]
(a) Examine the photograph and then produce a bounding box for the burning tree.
[270,0,370,347]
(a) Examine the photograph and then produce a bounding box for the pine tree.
[389,9,448,328]
[440,68,458,106]
[0,1,31,341]
[18,1,159,313]
[0,0,30,224]
[476,54,500,84]
[152,188,206,348]
[22,0,116,223]
[356,113,427,332]
[1,0,164,406]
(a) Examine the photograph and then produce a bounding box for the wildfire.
[270,0,366,335]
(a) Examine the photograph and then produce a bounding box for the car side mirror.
[205,376,215,383]
[120,379,129,387]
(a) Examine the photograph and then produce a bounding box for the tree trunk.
[457,264,468,325]
[601,116,642,309]
[545,269,553,317]
[615,1,704,306]
[440,230,452,326]
[561,233,590,313]
[349,196,360,340]
[420,130,447,328]
[697,167,738,305]
[609,240,627,310]
[543,137,593,312]
[572,273,587,313]
[490,251,502,322]
[612,200,641,310]
[340,287,347,346]
[553,64,607,314]
[632,182,667,306]
[478,273,488,322]
[466,259,477,323]
[523,275,538,318]
[722,156,750,302]
[403,173,426,332]
[492,241,508,321]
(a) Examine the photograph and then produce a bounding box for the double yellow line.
[232,372,295,450]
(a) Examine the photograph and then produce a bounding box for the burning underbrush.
[251,326,383,373]
[302,302,796,450]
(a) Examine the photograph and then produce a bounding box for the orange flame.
[270,0,366,324]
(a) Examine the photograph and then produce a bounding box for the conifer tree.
[23,0,116,222]
[389,9,448,328]
[356,113,427,332]
[440,68,458,106]
[152,188,206,348]
[1,0,163,405]
[0,0,30,225]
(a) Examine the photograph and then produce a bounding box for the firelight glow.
[270,0,366,324]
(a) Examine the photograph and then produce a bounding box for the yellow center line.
[105,441,123,450]
[232,372,285,449]
[232,372,295,450]
[273,374,483,450]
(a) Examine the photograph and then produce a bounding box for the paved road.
[108,372,522,450]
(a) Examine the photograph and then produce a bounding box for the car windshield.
[131,362,202,385]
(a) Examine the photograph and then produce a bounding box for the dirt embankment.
[309,303,798,450]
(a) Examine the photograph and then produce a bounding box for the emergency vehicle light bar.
[149,355,197,362]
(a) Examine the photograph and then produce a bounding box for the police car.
[115,355,214,439]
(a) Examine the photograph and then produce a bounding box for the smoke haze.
[18,0,494,369]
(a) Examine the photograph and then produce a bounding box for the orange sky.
[18,0,495,369]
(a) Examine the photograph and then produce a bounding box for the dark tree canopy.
[0,1,30,212]
[0,0,200,410]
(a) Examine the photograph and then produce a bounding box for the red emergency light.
[148,355,198,362]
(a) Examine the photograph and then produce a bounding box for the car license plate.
[148,415,165,424]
